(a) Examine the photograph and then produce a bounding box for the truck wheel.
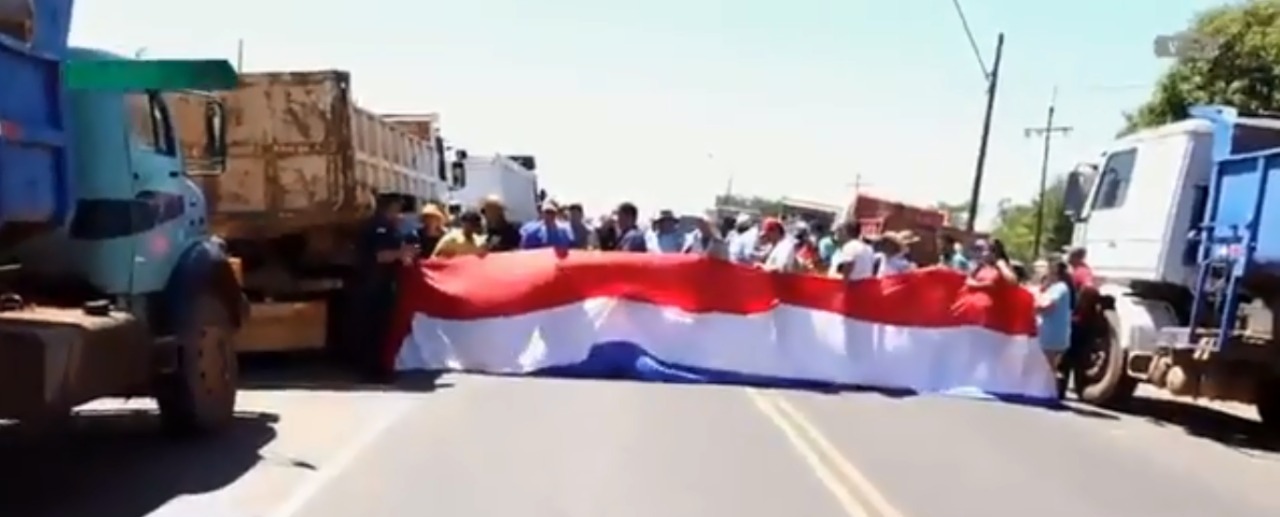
[1256,378,1280,432]
[1076,309,1137,407]
[156,295,238,436]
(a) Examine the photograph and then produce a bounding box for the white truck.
[1064,105,1280,428]
[446,152,540,223]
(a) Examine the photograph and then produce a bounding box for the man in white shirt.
[759,218,796,271]
[727,214,759,264]
[828,221,877,281]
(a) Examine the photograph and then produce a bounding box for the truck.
[1,0,245,433]
[445,152,539,223]
[1064,105,1280,428]
[167,71,451,353]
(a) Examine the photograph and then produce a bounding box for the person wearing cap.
[759,217,797,272]
[829,220,877,281]
[414,203,449,259]
[433,209,487,258]
[614,202,648,252]
[646,209,684,253]
[520,200,575,250]
[481,195,521,252]
[345,193,414,382]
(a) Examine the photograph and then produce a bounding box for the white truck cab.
[1065,109,1280,423]
[1074,119,1215,286]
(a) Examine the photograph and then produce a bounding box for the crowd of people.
[944,238,1099,399]
[394,196,933,280]
[351,192,1098,397]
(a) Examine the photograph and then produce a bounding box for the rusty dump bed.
[170,71,442,240]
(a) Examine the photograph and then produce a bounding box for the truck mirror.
[450,161,466,189]
[200,99,228,173]
[1062,170,1090,221]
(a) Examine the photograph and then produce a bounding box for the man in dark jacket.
[346,193,413,382]
[480,195,522,252]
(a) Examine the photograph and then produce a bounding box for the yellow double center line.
[746,388,906,517]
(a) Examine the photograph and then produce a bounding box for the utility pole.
[964,32,1004,233]
[236,39,244,72]
[1024,86,1072,257]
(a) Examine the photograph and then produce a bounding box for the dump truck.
[169,71,450,353]
[1064,105,1280,428]
[1,0,245,433]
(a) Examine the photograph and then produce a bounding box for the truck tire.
[155,295,238,436]
[1077,309,1137,407]
[1256,377,1280,432]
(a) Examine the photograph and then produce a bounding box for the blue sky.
[72,0,1223,227]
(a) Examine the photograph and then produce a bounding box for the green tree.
[990,177,1074,262]
[1123,0,1280,134]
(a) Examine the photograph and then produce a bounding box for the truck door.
[123,91,186,293]
[1081,147,1141,275]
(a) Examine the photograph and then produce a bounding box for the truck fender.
[1095,283,1180,353]
[164,239,248,334]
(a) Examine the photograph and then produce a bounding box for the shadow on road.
[1114,395,1279,453]
[0,409,278,517]
[239,351,452,393]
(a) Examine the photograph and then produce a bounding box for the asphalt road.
[5,371,1280,517]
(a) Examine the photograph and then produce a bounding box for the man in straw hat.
[480,195,521,252]
[874,230,919,277]
[412,202,449,259]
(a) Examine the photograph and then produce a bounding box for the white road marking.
[264,397,416,517]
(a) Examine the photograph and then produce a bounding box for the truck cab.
[1,0,246,434]
[1067,106,1280,426]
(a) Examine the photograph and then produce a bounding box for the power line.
[964,32,1004,234]
[949,0,989,78]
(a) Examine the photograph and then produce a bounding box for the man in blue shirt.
[614,202,648,252]
[520,201,575,249]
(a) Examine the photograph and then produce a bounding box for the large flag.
[386,251,1057,401]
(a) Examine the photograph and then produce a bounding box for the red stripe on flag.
[382,252,1039,371]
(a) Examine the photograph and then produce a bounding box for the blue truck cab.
[0,0,246,434]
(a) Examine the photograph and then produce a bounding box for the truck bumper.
[0,307,150,421]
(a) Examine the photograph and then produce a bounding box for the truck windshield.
[1231,123,1280,155]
